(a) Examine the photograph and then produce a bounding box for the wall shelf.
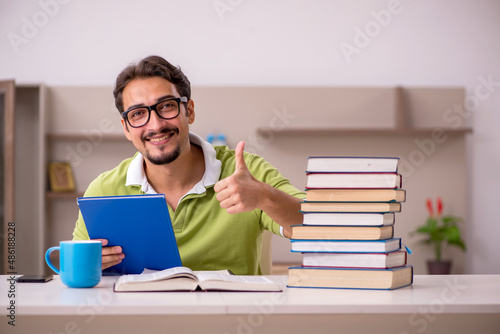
[46,191,84,200]
[47,133,128,141]
[256,127,473,136]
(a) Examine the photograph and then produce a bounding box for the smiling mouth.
[146,131,176,143]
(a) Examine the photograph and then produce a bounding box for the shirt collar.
[125,132,222,195]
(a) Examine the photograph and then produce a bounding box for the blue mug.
[45,240,102,288]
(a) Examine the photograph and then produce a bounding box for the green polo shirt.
[73,133,305,275]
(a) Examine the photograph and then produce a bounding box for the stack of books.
[287,157,413,290]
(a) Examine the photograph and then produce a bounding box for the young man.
[73,55,305,275]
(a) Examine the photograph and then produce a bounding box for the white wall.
[1,0,499,274]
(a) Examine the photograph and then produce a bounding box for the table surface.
[2,274,500,316]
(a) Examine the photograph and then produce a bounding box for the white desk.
[1,275,499,333]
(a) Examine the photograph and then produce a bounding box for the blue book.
[77,194,182,275]
[287,265,413,290]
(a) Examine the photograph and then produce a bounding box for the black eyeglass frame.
[122,96,188,128]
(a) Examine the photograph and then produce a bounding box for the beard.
[142,127,182,165]
[145,144,181,165]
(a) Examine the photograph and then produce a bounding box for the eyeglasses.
[122,96,188,128]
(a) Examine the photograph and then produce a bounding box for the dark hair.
[113,55,191,113]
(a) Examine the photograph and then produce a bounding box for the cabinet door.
[0,80,15,274]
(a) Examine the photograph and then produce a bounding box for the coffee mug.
[45,240,102,288]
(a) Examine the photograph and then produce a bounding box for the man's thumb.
[234,141,247,171]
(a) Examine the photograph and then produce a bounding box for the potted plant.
[411,197,466,274]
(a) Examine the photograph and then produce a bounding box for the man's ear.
[187,99,195,124]
[121,118,132,141]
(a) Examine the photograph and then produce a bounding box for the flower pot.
[427,260,452,274]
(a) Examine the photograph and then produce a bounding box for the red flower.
[426,198,434,217]
[437,197,443,217]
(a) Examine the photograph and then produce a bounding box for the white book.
[302,251,407,269]
[307,156,399,173]
[306,173,402,189]
[302,212,395,226]
[290,238,402,253]
[300,201,401,213]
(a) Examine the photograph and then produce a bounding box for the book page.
[195,272,274,284]
[118,266,196,284]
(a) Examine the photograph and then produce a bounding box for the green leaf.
[448,239,466,251]
[444,225,460,239]
[411,211,466,260]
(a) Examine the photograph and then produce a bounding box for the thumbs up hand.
[214,141,262,214]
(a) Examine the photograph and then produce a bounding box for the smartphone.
[16,275,53,283]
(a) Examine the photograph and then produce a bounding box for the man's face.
[121,77,194,165]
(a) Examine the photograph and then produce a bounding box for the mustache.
[142,127,179,141]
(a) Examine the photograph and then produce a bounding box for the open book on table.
[113,266,282,292]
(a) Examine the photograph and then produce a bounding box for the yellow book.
[291,224,394,240]
[305,188,406,202]
[288,265,413,290]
